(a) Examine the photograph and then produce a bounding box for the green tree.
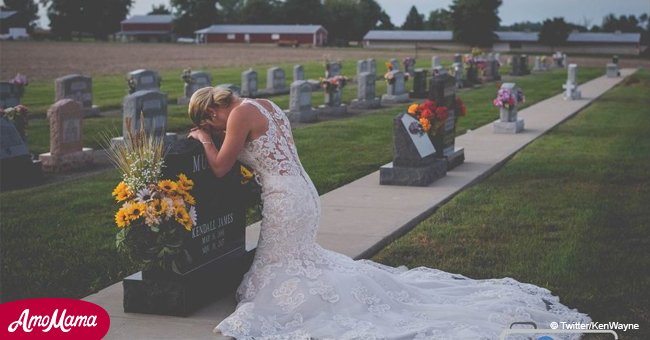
[503,21,542,32]
[402,5,424,30]
[282,0,324,25]
[450,0,502,47]
[538,17,571,48]
[375,10,395,30]
[425,9,451,30]
[323,0,382,45]
[148,4,171,15]
[215,0,243,24]
[1,0,39,32]
[240,0,281,24]
[602,14,642,32]
[43,0,131,40]
[171,0,219,37]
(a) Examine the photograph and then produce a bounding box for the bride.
[187,87,590,339]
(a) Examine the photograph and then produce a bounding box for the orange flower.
[176,173,193,192]
[419,117,431,132]
[407,103,419,115]
[420,109,433,119]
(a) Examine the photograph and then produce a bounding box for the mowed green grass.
[0,65,603,302]
[373,70,650,339]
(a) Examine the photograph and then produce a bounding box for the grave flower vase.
[429,125,447,159]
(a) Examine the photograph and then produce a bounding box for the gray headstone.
[389,58,400,71]
[431,56,441,68]
[287,81,316,122]
[387,71,406,96]
[216,84,241,96]
[452,62,464,88]
[122,90,168,138]
[325,62,342,78]
[357,72,376,101]
[368,59,377,75]
[563,64,581,100]
[184,71,212,99]
[0,117,29,160]
[494,82,525,133]
[266,67,286,93]
[240,69,258,97]
[293,65,304,81]
[0,82,22,109]
[55,74,93,108]
[357,59,369,75]
[606,63,619,78]
[127,69,161,93]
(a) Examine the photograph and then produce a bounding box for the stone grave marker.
[381,70,410,104]
[606,63,619,78]
[265,67,287,95]
[111,90,177,147]
[123,138,253,316]
[368,58,377,78]
[431,56,441,69]
[54,74,100,116]
[178,71,212,105]
[409,68,428,99]
[350,72,380,109]
[380,112,446,186]
[389,58,400,71]
[563,64,582,100]
[293,64,304,82]
[532,56,544,72]
[0,82,22,109]
[285,81,317,123]
[493,82,525,134]
[325,61,342,78]
[216,84,241,96]
[127,69,161,93]
[0,117,42,189]
[357,59,369,76]
[240,69,258,97]
[452,62,464,89]
[428,70,464,169]
[38,99,94,172]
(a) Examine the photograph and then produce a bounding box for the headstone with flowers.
[389,58,400,71]
[111,90,177,148]
[325,60,342,78]
[409,68,428,99]
[350,72,380,109]
[177,69,212,105]
[428,70,466,169]
[127,69,161,94]
[0,107,42,190]
[109,126,256,316]
[357,59,370,76]
[38,99,94,172]
[0,74,28,109]
[55,74,100,117]
[293,64,305,81]
[286,80,317,123]
[240,68,258,97]
[493,82,525,134]
[452,62,464,89]
[382,69,410,104]
[264,67,288,95]
[379,108,447,186]
[318,75,348,116]
[563,64,582,100]
[403,57,416,77]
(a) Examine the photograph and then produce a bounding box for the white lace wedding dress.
[216,99,590,339]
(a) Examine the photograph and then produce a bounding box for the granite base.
[285,109,318,123]
[39,148,95,172]
[493,118,525,134]
[381,93,410,104]
[444,147,465,170]
[379,160,447,187]
[317,104,348,116]
[349,98,381,109]
[82,106,101,117]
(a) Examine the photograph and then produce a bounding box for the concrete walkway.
[84,69,636,339]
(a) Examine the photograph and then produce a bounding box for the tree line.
[1,0,648,47]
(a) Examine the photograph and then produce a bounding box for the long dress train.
[215,98,590,339]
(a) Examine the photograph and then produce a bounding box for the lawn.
[373,69,650,339]
[1,65,604,302]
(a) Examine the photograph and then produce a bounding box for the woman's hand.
[188,127,213,144]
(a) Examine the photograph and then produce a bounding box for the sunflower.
[407,103,419,115]
[115,207,130,228]
[126,202,146,221]
[174,206,191,230]
[177,173,194,191]
[158,179,178,193]
[182,191,196,206]
[112,182,132,202]
[240,165,254,184]
[150,199,168,216]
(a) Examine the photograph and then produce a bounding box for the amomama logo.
[0,298,110,339]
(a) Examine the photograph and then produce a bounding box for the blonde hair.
[188,87,235,126]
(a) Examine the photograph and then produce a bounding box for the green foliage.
[502,21,542,32]
[171,0,219,37]
[240,0,282,24]
[425,9,452,30]
[602,14,643,33]
[148,4,171,15]
[323,0,382,45]
[1,0,39,31]
[283,0,324,25]
[402,5,424,30]
[375,10,395,30]
[538,17,571,47]
[450,0,502,47]
[43,0,132,40]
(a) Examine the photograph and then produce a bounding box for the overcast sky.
[32,0,650,29]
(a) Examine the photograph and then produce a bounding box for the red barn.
[195,25,327,47]
[118,15,175,42]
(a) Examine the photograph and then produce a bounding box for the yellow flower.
[150,199,168,216]
[115,207,130,228]
[407,103,419,115]
[177,173,193,191]
[182,191,196,206]
[240,165,254,184]
[158,179,178,193]
[419,117,431,132]
[112,182,132,202]
[174,206,191,229]
[126,202,146,221]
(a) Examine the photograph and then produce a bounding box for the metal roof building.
[118,15,175,42]
[195,25,328,46]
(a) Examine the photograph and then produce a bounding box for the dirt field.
[1,41,647,81]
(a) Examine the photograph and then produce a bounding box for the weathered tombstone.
[356,59,370,76]
[381,70,410,104]
[452,62,464,89]
[520,55,530,75]
[465,62,479,85]
[38,99,94,172]
[409,68,428,99]
[111,90,177,147]
[453,54,462,64]
[122,138,254,316]
[293,64,304,82]
[431,56,441,69]
[0,82,22,109]
[325,61,342,78]
[285,81,317,123]
[350,72,380,109]
[178,71,212,105]
[389,58,400,71]
[379,112,447,186]
[403,57,416,77]
[428,70,465,169]
[482,54,496,81]
[563,64,582,100]
[532,56,544,72]
[54,74,100,116]
[0,117,42,189]
[127,69,161,93]
[493,82,525,134]
[606,63,619,78]
[240,69,258,97]
[510,55,523,76]
[368,58,377,78]
[612,55,619,65]
[318,86,347,116]
[265,67,287,95]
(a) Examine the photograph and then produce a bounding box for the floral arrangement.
[406,99,449,136]
[0,105,29,141]
[384,62,409,84]
[104,119,197,272]
[181,68,193,84]
[320,75,348,93]
[455,97,467,117]
[471,47,483,57]
[464,55,487,71]
[11,73,28,96]
[493,87,525,109]
[403,57,416,70]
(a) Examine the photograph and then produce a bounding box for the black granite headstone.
[409,69,428,99]
[0,117,42,190]
[123,138,254,316]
